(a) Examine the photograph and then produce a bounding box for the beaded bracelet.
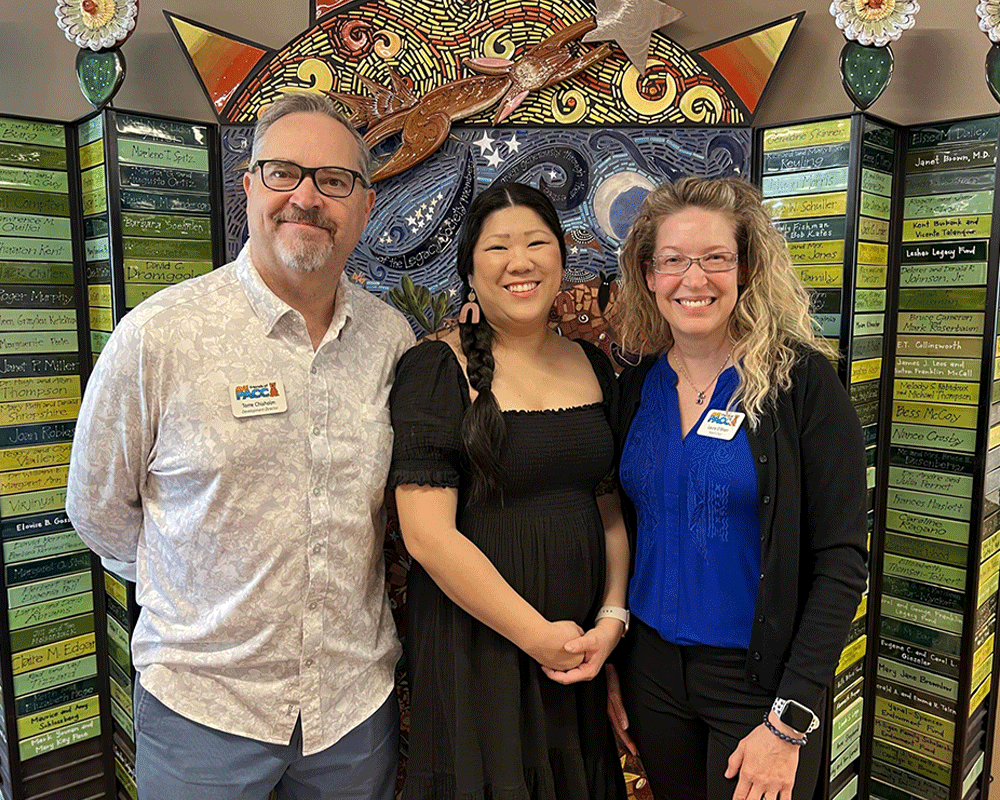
[762,712,807,746]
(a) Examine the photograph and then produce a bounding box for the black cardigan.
[616,348,869,711]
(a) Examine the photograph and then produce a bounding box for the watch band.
[771,697,819,735]
[595,605,630,634]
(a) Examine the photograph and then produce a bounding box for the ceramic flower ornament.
[56,0,139,51]
[830,0,919,47]
[55,0,138,108]
[977,1,1000,42]
[830,0,919,109]
[976,1,1000,102]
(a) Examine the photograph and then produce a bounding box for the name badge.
[697,409,745,440]
[231,379,288,418]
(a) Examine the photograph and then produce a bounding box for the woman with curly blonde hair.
[607,176,868,800]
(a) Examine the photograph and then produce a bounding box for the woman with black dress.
[389,182,629,800]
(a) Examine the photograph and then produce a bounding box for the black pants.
[619,620,825,800]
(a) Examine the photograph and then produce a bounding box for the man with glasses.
[67,93,413,799]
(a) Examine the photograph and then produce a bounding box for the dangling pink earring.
[458,288,480,324]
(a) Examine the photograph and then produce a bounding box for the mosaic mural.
[179,2,784,796]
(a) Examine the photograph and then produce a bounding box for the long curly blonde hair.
[616,176,838,427]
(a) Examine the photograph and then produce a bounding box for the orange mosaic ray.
[166,14,270,116]
[697,14,800,115]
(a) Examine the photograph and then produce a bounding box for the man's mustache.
[273,210,337,233]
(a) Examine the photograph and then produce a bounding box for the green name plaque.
[0,119,65,148]
[888,466,974,498]
[899,262,987,287]
[904,190,994,218]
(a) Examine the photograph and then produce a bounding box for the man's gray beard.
[274,236,333,273]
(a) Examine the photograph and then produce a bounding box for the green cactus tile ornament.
[840,40,893,110]
[75,47,126,108]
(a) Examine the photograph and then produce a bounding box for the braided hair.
[456,183,567,502]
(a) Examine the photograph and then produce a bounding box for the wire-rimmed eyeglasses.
[649,251,739,276]
[252,160,370,198]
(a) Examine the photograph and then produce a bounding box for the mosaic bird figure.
[332,18,611,181]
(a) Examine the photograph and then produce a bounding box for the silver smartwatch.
[771,697,819,735]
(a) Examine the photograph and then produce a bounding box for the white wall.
[1,1,996,128]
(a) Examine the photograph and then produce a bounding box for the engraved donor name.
[892,427,965,448]
[1,218,49,235]
[0,288,73,307]
[0,357,77,375]
[0,241,66,259]
[892,491,967,515]
[792,196,842,214]
[126,143,198,165]
[910,339,964,352]
[5,422,76,445]
[907,217,986,239]
[894,404,963,424]
[912,149,994,168]
[893,516,948,537]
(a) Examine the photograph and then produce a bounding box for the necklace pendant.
[696,392,705,404]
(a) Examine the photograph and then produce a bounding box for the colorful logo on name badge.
[697,409,745,440]
[234,382,280,400]
[230,379,287,418]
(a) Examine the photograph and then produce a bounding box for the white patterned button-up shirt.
[67,244,413,755]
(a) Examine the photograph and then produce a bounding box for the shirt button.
[759,572,765,580]
[310,366,317,375]
[313,487,321,497]
[758,455,767,463]
[287,704,294,714]
[312,544,322,554]
[751,674,759,683]
[757,614,765,623]
[752,651,762,661]
[762,495,771,505]
[305,658,313,668]
[312,426,320,436]
[308,601,317,610]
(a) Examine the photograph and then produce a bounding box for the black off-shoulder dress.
[389,339,626,800]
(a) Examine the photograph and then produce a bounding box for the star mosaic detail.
[377,192,447,240]
[475,133,526,170]
[583,0,684,72]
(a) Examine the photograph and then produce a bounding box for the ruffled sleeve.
[388,340,468,489]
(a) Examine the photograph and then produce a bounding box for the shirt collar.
[236,243,354,340]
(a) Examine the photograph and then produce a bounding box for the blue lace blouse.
[619,353,761,649]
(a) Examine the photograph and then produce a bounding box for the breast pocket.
[357,403,394,499]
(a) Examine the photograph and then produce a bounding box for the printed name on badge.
[230,379,287,418]
[697,409,745,440]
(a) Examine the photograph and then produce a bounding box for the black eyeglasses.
[252,160,369,198]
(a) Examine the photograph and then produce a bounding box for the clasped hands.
[528,618,623,684]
